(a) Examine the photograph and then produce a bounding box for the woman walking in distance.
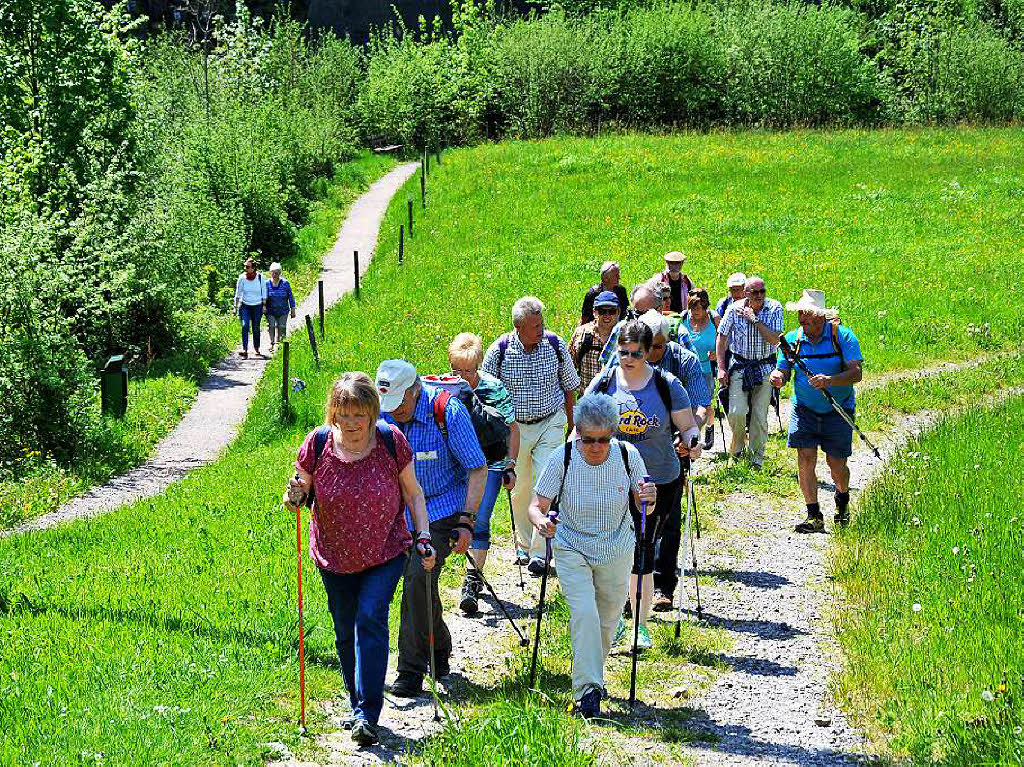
[529,394,655,719]
[284,372,435,747]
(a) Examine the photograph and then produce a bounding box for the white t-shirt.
[534,438,647,563]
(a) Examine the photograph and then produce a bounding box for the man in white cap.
[715,275,783,469]
[652,251,694,314]
[482,297,581,576]
[770,290,863,532]
[375,360,488,697]
[580,261,629,325]
[716,272,747,318]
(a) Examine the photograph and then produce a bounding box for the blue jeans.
[239,303,263,351]
[471,469,504,550]
[319,554,406,724]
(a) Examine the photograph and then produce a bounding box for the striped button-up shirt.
[383,382,487,524]
[718,298,784,381]
[482,331,581,423]
[569,320,614,394]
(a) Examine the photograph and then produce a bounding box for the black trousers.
[633,477,681,576]
[397,511,460,677]
[653,459,690,594]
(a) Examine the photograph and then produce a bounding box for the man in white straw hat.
[580,261,629,325]
[715,275,783,469]
[770,290,863,533]
[652,251,694,314]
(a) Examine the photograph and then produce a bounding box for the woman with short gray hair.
[528,393,655,719]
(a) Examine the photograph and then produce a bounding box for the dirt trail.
[270,363,1022,767]
[3,162,419,540]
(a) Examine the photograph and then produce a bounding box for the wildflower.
[981,690,995,703]
[912,517,922,526]
[952,547,959,555]
[912,603,922,613]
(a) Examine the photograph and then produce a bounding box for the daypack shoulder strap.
[552,440,573,508]
[306,424,332,508]
[544,331,564,365]
[573,330,594,368]
[376,420,398,462]
[652,368,673,414]
[497,333,511,375]
[619,441,639,517]
[593,366,615,394]
[432,389,451,440]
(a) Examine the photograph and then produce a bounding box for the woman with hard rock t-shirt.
[585,321,701,652]
[284,372,435,748]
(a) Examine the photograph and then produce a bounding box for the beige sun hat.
[664,251,686,263]
[785,289,828,314]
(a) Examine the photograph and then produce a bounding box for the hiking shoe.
[390,672,423,698]
[459,572,481,615]
[527,557,547,577]
[577,687,601,719]
[429,660,450,681]
[240,350,248,359]
[834,508,850,527]
[614,617,628,646]
[635,625,653,652]
[703,424,715,450]
[622,600,632,620]
[351,718,379,746]
[795,515,826,534]
[651,589,673,612]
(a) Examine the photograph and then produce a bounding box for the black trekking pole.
[506,487,525,591]
[629,475,652,708]
[463,547,530,647]
[688,477,703,620]
[528,510,557,689]
[422,545,442,722]
[674,470,689,640]
[772,387,783,434]
[777,334,881,458]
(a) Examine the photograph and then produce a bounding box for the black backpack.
[422,376,511,464]
[305,421,398,508]
[591,366,675,415]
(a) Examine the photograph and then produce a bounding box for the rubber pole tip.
[520,638,530,647]
[298,726,308,736]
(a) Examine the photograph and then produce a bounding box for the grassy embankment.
[832,394,1024,764]
[0,153,394,530]
[1,129,1022,765]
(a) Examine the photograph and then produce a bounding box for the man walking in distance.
[580,262,629,325]
[376,360,488,697]
[483,297,581,576]
[715,276,783,469]
[651,251,695,314]
[770,290,863,532]
[716,272,747,318]
[571,290,620,393]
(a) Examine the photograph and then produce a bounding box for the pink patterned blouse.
[295,424,414,575]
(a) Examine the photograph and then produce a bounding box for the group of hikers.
[281,250,864,745]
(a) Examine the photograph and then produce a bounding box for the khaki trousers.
[726,375,773,465]
[511,409,567,560]
[553,543,633,701]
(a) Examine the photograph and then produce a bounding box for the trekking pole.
[629,475,651,708]
[528,510,557,689]
[424,555,441,722]
[688,478,703,620]
[675,457,692,640]
[507,488,525,591]
[772,387,783,434]
[294,503,307,735]
[463,547,530,647]
[777,334,881,458]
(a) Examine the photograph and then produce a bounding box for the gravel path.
[3,162,419,540]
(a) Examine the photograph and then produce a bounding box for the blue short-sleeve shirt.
[777,325,863,414]
[383,382,487,524]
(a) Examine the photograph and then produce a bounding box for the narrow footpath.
[3,162,419,539]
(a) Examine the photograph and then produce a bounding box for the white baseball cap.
[727,272,747,288]
[269,262,282,273]
[375,360,418,412]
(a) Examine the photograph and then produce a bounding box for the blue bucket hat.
[594,290,619,308]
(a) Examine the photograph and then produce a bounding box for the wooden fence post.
[399,224,404,264]
[318,280,325,340]
[354,250,360,299]
[282,340,290,411]
[305,315,319,368]
[408,197,414,237]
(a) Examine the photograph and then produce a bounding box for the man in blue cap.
[570,290,620,393]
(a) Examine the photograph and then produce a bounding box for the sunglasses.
[595,307,618,315]
[580,436,612,445]
[617,348,645,359]
[748,288,766,296]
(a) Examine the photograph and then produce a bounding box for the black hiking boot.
[390,671,424,698]
[834,508,850,527]
[795,514,826,534]
[577,687,601,719]
[459,570,482,616]
[834,491,851,527]
[351,718,379,746]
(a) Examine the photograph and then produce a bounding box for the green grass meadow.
[1,129,1023,764]
[832,395,1024,764]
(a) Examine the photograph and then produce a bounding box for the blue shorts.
[788,404,854,459]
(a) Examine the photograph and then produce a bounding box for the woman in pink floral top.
[284,372,434,747]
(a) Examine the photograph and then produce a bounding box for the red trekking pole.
[295,504,307,734]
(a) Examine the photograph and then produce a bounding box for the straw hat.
[785,289,828,314]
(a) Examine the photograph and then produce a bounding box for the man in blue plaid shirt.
[715,276,783,469]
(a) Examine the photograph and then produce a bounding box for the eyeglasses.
[595,307,618,316]
[617,348,645,359]
[580,436,612,445]
[748,289,766,296]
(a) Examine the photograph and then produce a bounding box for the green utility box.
[101,355,128,418]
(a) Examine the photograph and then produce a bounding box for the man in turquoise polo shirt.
[770,290,863,533]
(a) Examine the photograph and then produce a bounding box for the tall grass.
[832,395,1024,764]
